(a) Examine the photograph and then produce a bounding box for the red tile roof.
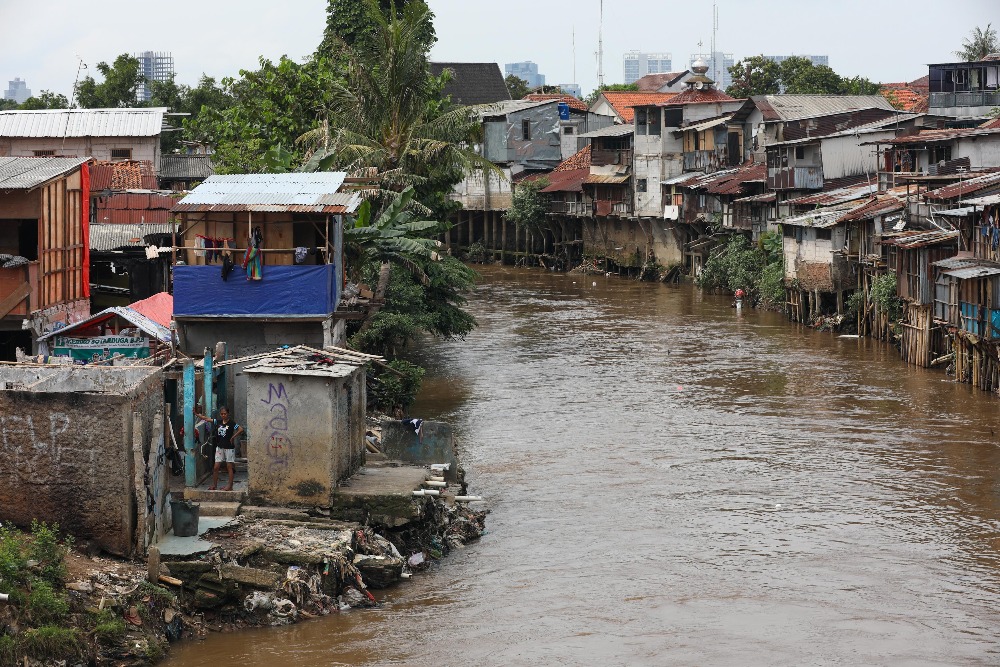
[553,145,591,172]
[523,94,588,112]
[880,83,929,113]
[982,117,1000,129]
[663,87,738,105]
[599,92,677,122]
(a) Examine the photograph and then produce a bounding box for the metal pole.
[203,347,214,421]
[183,358,196,487]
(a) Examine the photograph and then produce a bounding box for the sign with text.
[53,335,150,362]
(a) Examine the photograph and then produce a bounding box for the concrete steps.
[197,501,242,518]
[183,488,246,503]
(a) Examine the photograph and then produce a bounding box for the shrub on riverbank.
[697,234,784,307]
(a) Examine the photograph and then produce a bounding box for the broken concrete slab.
[329,464,429,527]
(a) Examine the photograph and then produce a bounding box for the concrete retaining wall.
[0,366,163,556]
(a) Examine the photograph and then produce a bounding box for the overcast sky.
[1,0,995,101]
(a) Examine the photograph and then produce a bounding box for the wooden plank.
[0,282,31,320]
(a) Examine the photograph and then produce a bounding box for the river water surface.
[166,266,1000,666]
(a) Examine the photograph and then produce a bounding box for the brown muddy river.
[166,265,1000,666]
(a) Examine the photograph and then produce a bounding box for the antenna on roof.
[598,0,605,89]
[711,1,718,83]
[573,26,577,87]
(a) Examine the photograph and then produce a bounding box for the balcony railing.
[591,149,633,168]
[612,201,633,217]
[549,201,591,217]
[930,91,1000,109]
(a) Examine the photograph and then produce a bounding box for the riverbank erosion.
[0,475,485,666]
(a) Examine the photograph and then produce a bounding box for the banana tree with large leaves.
[347,186,444,333]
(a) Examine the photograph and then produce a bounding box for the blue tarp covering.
[173,264,338,317]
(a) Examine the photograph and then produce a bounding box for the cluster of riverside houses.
[439,57,1000,390]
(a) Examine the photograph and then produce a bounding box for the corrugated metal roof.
[936,206,976,217]
[540,168,589,193]
[480,99,553,117]
[38,305,172,343]
[838,196,906,222]
[924,171,1000,201]
[578,124,634,138]
[785,183,877,207]
[0,108,168,138]
[962,194,1000,207]
[869,127,1000,146]
[780,206,855,229]
[753,95,895,122]
[89,222,177,252]
[933,257,978,270]
[942,265,1000,280]
[159,155,215,180]
[734,191,777,203]
[585,173,631,184]
[683,114,733,132]
[0,156,88,190]
[172,173,362,213]
[882,229,959,248]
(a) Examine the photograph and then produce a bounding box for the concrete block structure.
[0,365,165,556]
[242,347,371,507]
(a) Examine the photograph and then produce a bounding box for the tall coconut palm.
[955,24,998,62]
[300,0,497,332]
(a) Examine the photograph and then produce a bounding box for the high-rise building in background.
[623,52,673,85]
[689,52,734,91]
[505,62,545,89]
[764,55,830,67]
[558,83,582,98]
[136,51,175,101]
[4,78,31,104]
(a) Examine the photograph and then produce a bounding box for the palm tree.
[300,0,497,331]
[300,0,494,182]
[955,24,998,62]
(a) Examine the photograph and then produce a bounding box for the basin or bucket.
[170,499,200,537]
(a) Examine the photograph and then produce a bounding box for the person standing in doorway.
[193,406,243,491]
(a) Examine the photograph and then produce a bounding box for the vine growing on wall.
[870,271,903,322]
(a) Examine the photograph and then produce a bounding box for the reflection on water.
[166,265,1000,666]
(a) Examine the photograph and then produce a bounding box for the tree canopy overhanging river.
[165,265,1000,666]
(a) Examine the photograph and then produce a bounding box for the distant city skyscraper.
[764,55,830,67]
[136,51,175,102]
[558,83,582,98]
[505,61,545,89]
[623,52,673,85]
[4,78,31,104]
[689,52,734,91]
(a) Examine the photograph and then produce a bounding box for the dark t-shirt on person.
[212,419,240,449]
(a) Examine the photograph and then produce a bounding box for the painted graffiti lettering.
[0,412,97,484]
[261,383,292,472]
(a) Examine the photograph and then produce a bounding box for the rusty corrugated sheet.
[924,171,1000,201]
[585,173,630,185]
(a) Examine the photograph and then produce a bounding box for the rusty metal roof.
[172,173,362,214]
[780,206,856,229]
[541,168,590,193]
[0,108,168,138]
[785,183,877,207]
[868,127,1000,146]
[585,173,631,185]
[0,156,88,190]
[882,229,959,248]
[734,191,777,203]
[837,196,906,222]
[923,171,1000,201]
[753,95,895,122]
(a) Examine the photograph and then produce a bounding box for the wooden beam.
[0,282,32,320]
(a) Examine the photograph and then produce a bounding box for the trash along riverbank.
[0,485,486,666]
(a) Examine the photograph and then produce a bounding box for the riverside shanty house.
[927,55,1000,120]
[0,107,173,170]
[170,173,361,358]
[0,157,91,360]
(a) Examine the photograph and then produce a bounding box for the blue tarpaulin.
[173,264,338,317]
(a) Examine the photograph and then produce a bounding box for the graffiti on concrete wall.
[0,412,98,482]
[261,382,292,472]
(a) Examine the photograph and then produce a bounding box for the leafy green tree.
[74,54,144,108]
[584,83,638,107]
[18,91,69,110]
[188,56,340,172]
[956,24,998,61]
[505,177,550,236]
[840,75,881,96]
[505,74,529,99]
[318,0,435,61]
[726,55,780,98]
[0,99,17,111]
[779,57,843,94]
